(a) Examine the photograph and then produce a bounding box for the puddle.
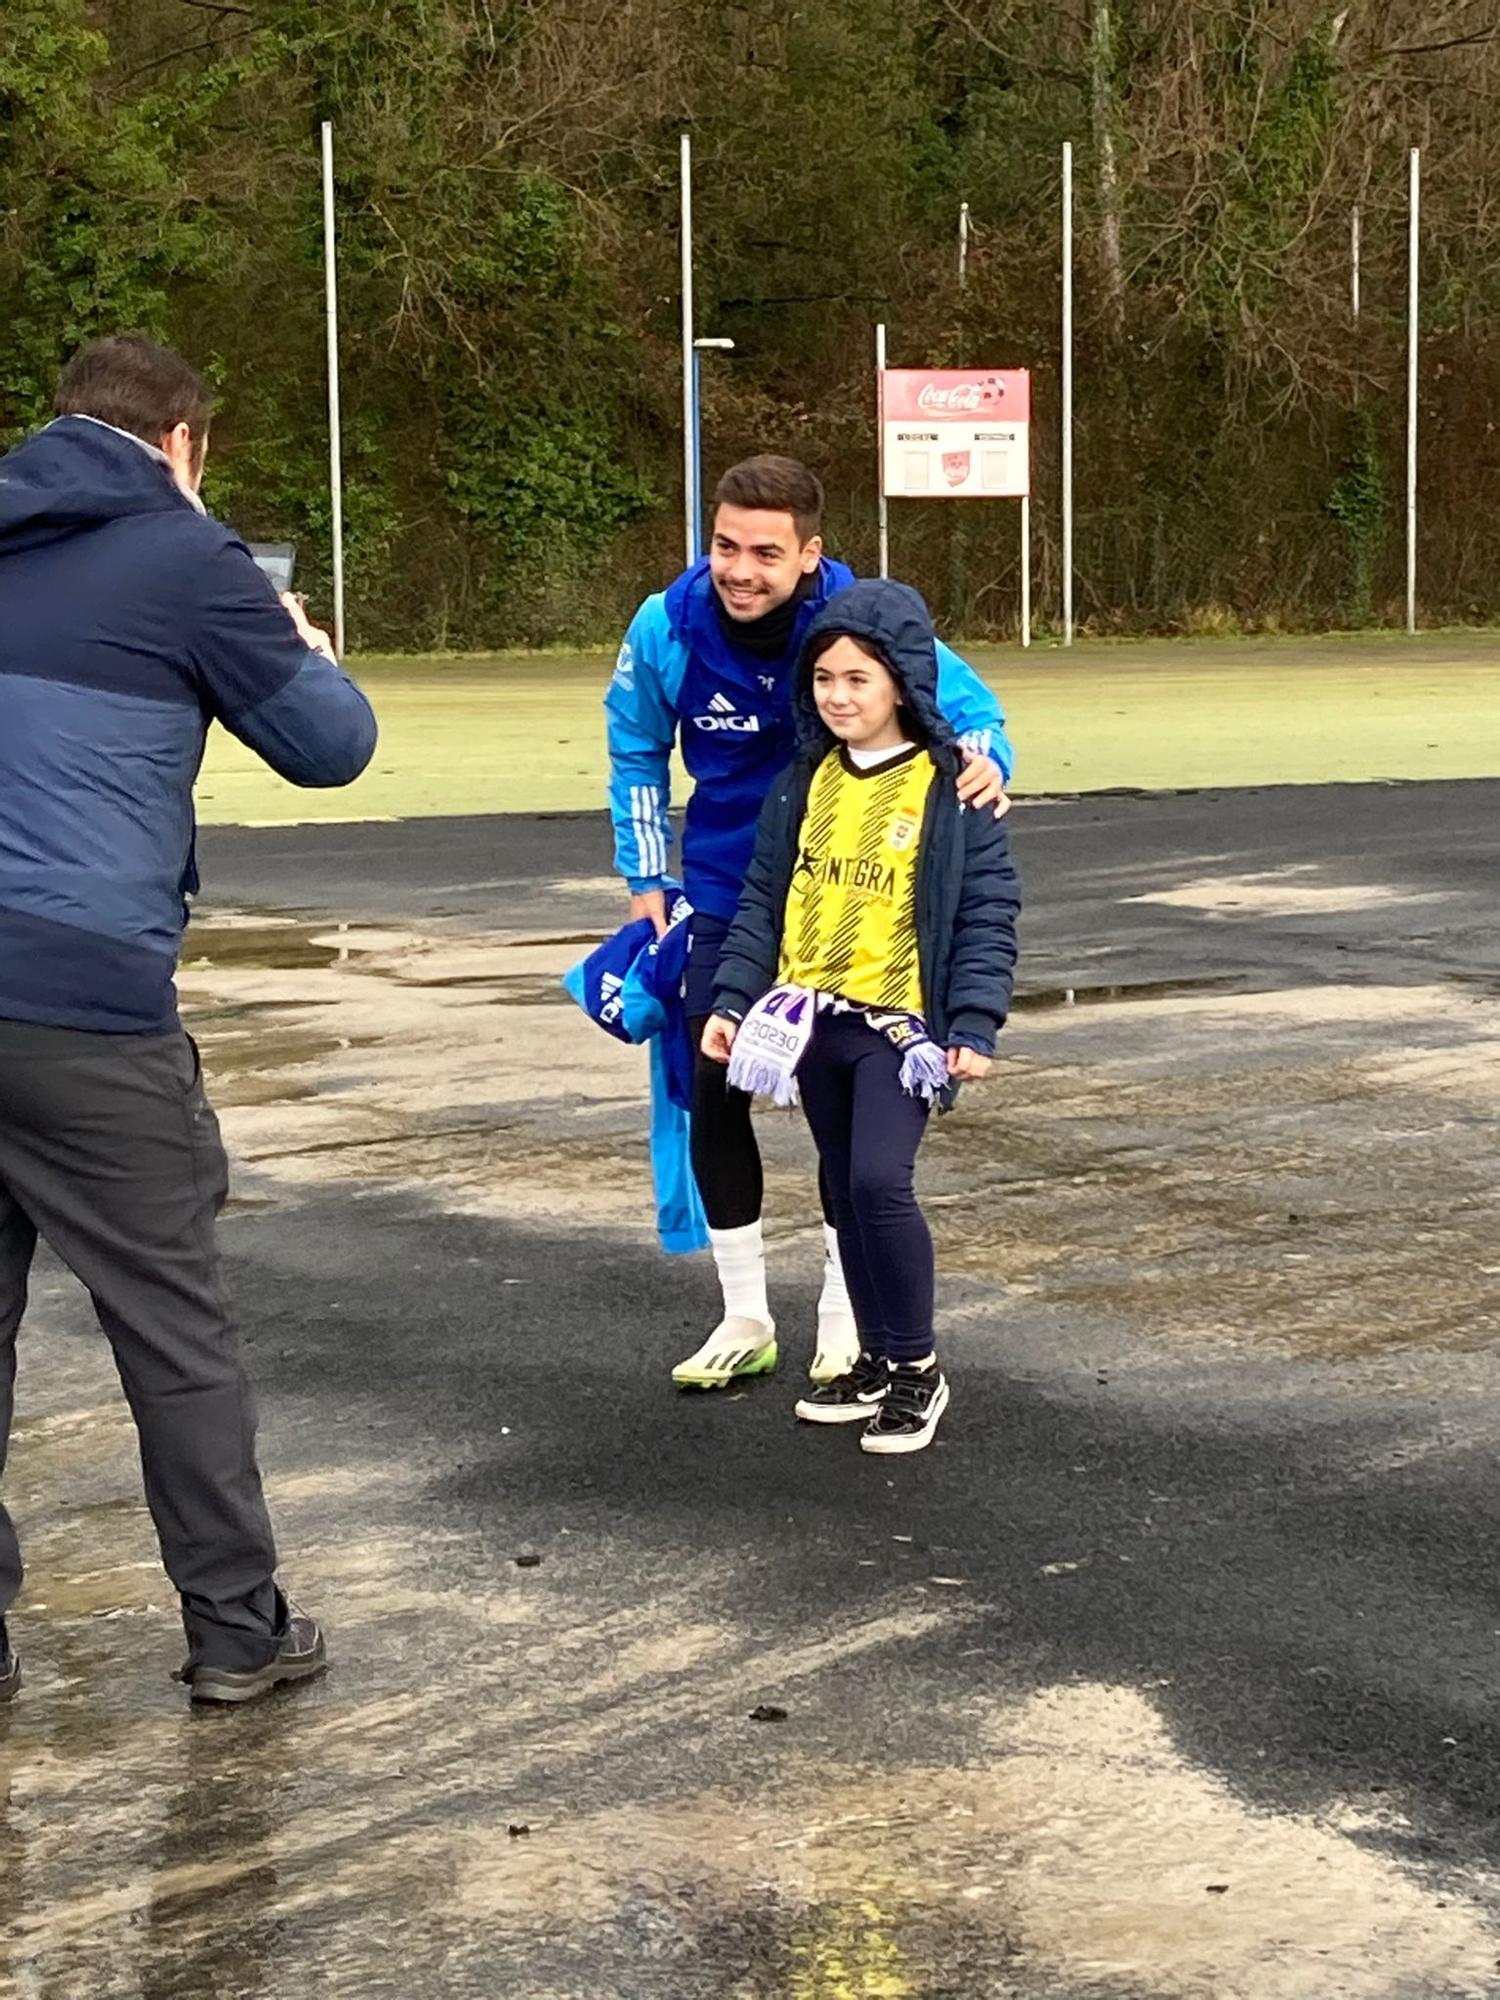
[1012,976,1247,1011]
[182,913,418,973]
[181,917,343,971]
[6,1516,1492,2000]
[443,1679,1500,1997]
[185,1001,372,1108]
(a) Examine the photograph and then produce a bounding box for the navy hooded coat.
[711,579,1021,1098]
[0,416,377,1033]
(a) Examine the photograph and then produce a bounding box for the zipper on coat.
[913,766,951,1043]
[771,762,815,938]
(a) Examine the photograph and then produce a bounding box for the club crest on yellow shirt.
[888,809,921,853]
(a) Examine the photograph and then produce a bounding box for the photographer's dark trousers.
[0,1021,283,1671]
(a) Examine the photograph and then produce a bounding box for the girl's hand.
[947,1046,991,1082]
[702,1014,739,1063]
[955,747,1011,818]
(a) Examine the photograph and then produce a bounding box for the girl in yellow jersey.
[703,580,1020,1453]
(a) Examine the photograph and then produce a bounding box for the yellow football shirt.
[778,744,934,1014]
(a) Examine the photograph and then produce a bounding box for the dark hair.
[54,335,213,472]
[712,455,824,544]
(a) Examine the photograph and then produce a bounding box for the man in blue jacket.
[606,455,1013,1391]
[0,335,377,1705]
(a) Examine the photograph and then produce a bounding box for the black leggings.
[689,1025,761,1228]
[689,1020,835,1234]
[797,1011,934,1362]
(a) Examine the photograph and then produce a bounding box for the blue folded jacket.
[563,897,708,1255]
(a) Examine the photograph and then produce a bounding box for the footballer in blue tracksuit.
[605,455,1014,1390]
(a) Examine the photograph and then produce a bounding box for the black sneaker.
[180,1609,327,1707]
[860,1363,949,1455]
[0,1621,18,1704]
[794,1350,890,1424]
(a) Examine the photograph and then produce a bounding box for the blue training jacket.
[605,556,1015,921]
[0,416,377,1032]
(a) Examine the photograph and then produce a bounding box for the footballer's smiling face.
[709,504,823,622]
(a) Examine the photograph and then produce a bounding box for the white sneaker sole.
[860,1377,950,1454]
[794,1394,887,1424]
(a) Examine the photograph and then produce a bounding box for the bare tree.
[1089,0,1127,335]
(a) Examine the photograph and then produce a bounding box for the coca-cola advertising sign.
[880,367,1030,499]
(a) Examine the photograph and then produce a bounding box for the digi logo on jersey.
[693,692,761,733]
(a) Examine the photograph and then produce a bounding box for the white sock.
[709,1220,771,1329]
[817,1224,856,1332]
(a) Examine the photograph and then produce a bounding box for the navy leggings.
[796,1011,934,1363]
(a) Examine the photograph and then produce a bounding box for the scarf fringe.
[899,1039,951,1103]
[727,1047,802,1107]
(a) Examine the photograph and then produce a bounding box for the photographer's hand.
[280,591,337,661]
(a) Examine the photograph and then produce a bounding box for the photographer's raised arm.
[188,539,377,786]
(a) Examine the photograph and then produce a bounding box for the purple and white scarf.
[727,985,950,1106]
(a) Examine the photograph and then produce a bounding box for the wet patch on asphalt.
[5,904,1500,1994]
[5,1328,1498,2000]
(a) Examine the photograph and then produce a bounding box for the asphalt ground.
[3,780,1500,1998]
[196,774,1500,990]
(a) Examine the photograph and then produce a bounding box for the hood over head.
[794,578,956,765]
[0,416,198,557]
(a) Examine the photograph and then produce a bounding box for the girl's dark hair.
[55,335,213,472]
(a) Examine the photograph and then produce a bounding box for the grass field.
[194,628,1500,825]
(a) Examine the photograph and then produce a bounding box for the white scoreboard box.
[880,369,1031,500]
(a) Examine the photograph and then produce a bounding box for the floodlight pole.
[320,121,345,658]
[1407,149,1419,637]
[875,322,889,579]
[680,134,696,568]
[1062,140,1075,647]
